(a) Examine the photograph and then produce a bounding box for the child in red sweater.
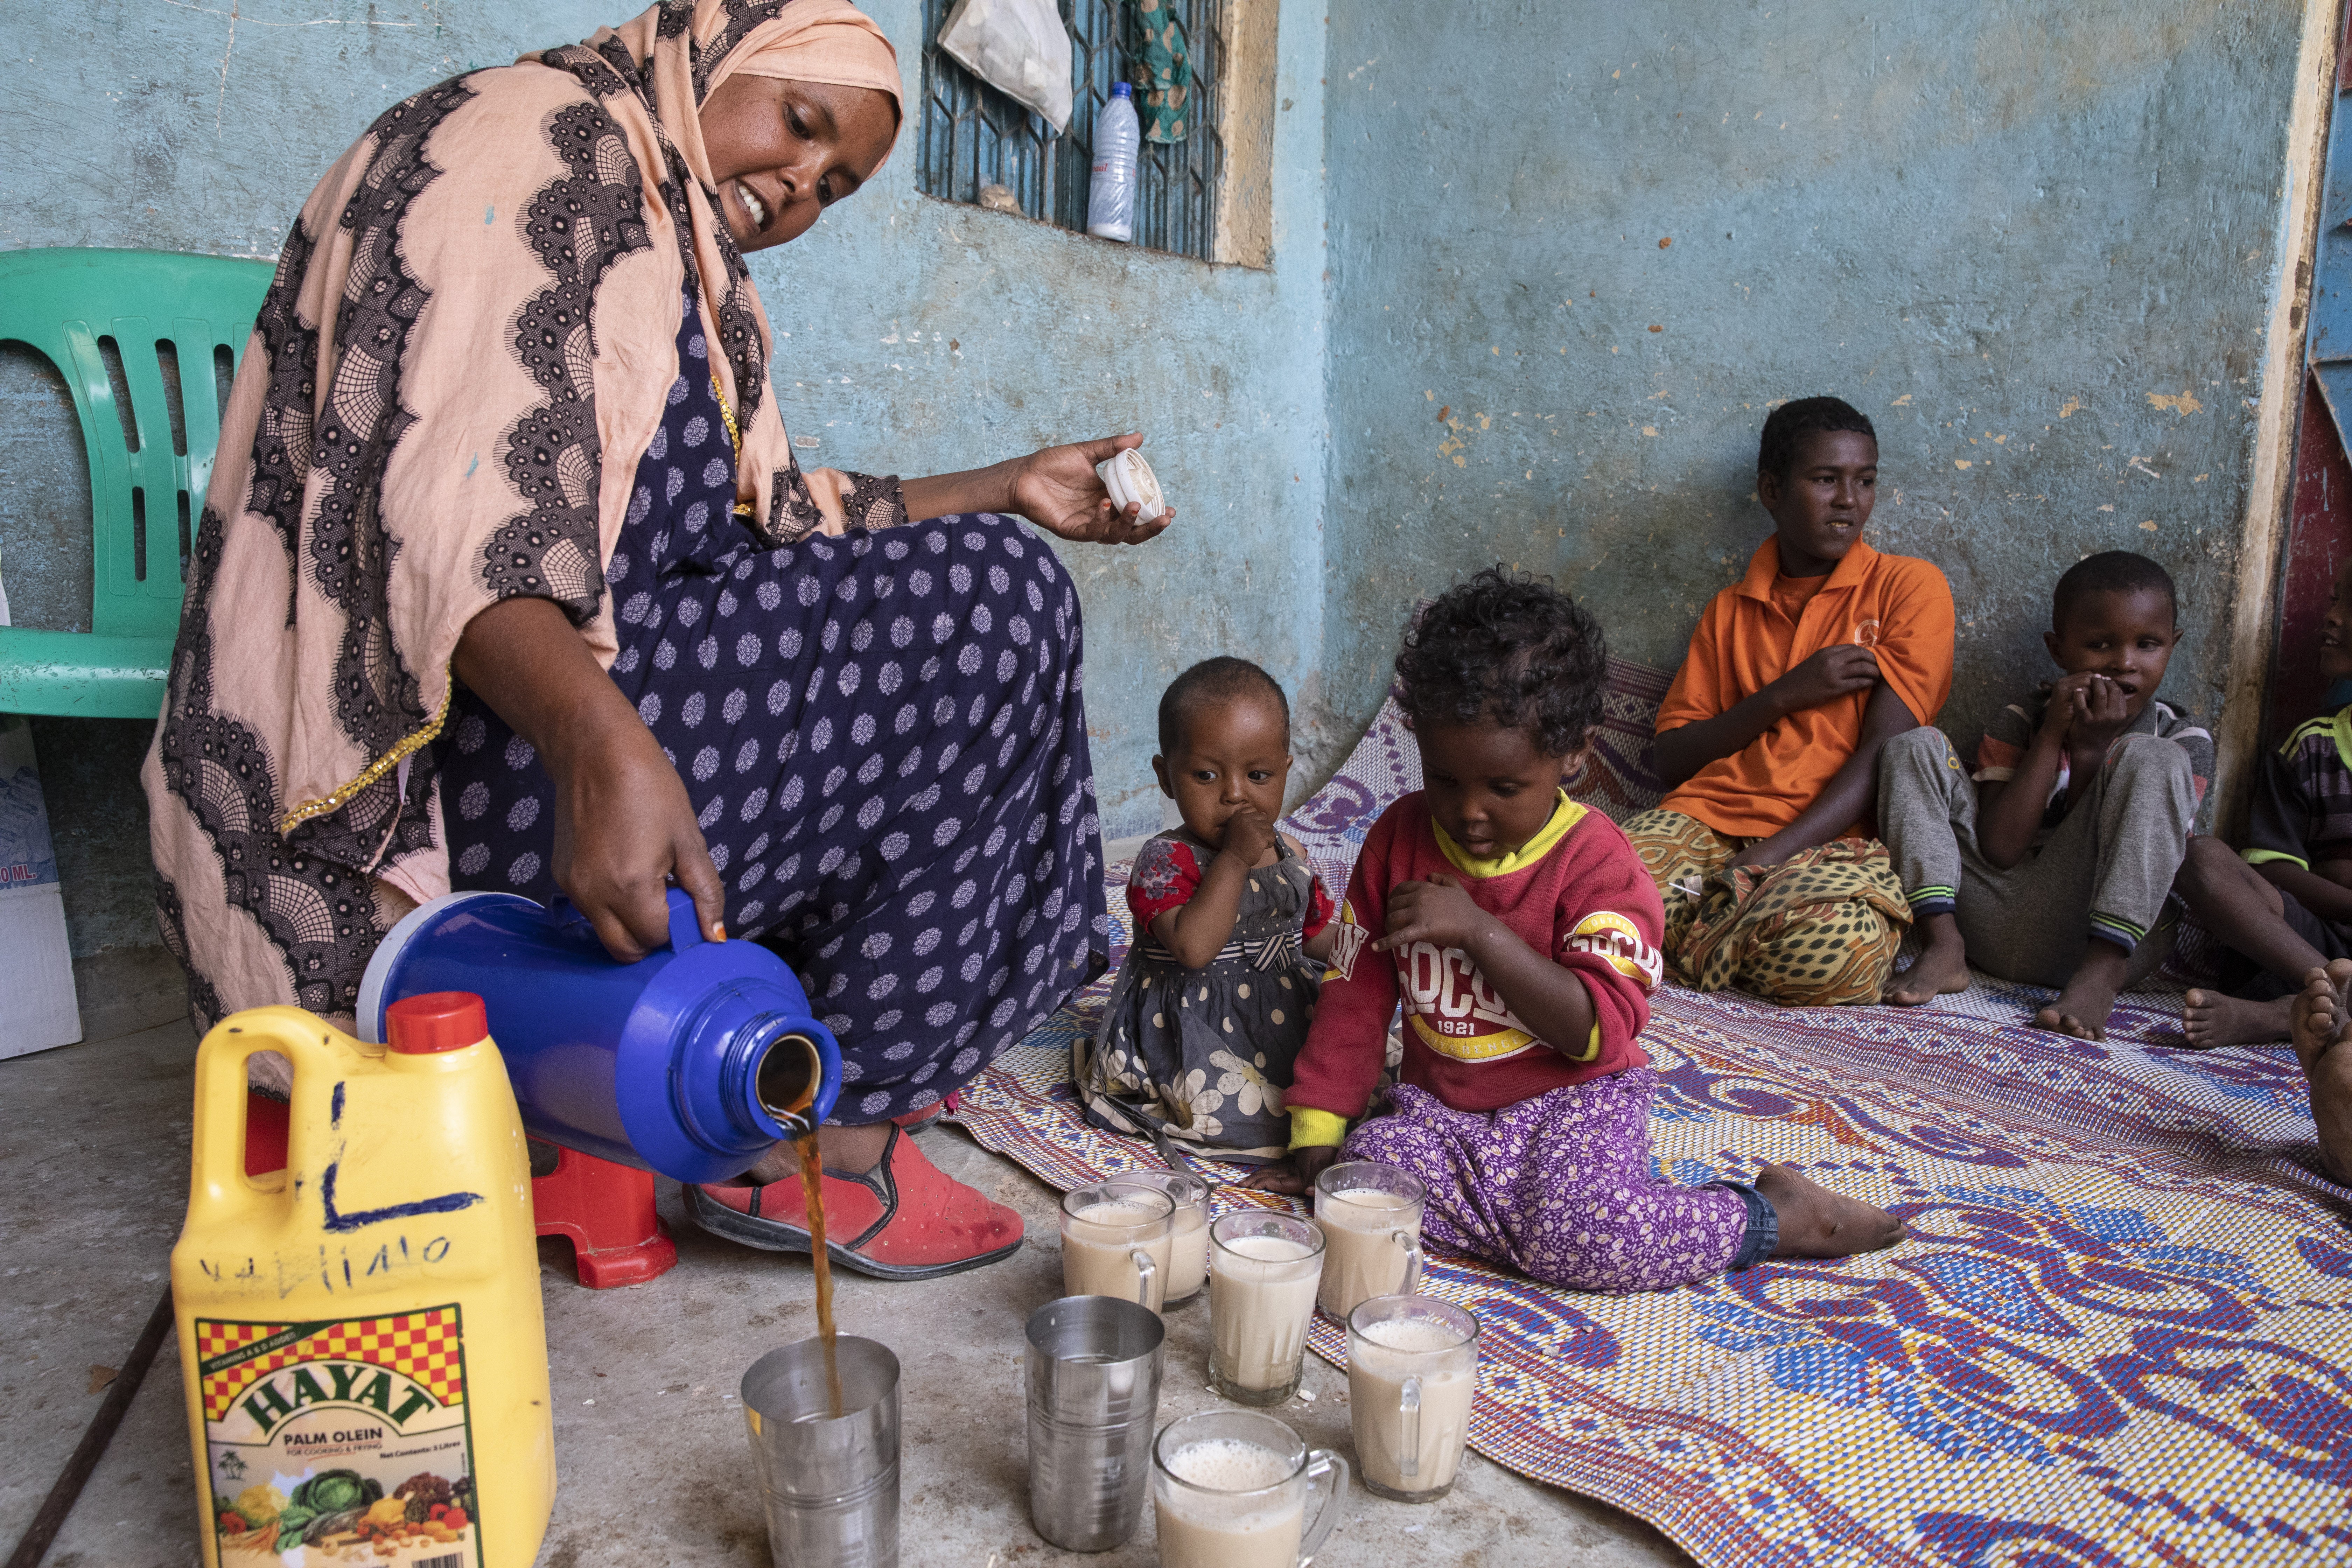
[1247,570,1903,1291]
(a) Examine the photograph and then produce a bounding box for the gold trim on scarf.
[711,369,742,458]
[710,368,755,518]
[275,674,454,836]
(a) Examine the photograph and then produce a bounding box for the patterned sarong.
[1625,808,1908,1006]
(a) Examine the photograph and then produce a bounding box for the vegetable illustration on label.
[198,1306,481,1564]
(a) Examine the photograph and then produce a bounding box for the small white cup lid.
[1096,448,1168,524]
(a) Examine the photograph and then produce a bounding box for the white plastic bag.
[937,0,1072,134]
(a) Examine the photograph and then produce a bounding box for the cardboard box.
[0,715,83,1056]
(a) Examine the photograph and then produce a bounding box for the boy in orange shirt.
[1625,397,1955,1004]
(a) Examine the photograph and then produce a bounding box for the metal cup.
[1025,1295,1168,1552]
[742,1337,901,1568]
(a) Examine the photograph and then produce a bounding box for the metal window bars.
[917,0,1224,261]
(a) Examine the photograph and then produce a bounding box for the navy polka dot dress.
[438,287,1110,1122]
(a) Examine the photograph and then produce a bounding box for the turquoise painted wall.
[0,0,1331,970]
[1,0,2325,987]
[1321,0,2308,771]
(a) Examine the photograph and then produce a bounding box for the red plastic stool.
[241,1090,675,1289]
[244,1090,289,1176]
[530,1143,679,1289]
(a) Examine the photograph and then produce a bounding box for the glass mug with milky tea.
[1207,1212,1325,1405]
[1061,1181,1175,1312]
[1346,1294,1478,1502]
[1312,1160,1425,1320]
[1150,1409,1349,1568]
[1118,1168,1212,1306]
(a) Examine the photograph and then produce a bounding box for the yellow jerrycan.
[171,993,555,1568]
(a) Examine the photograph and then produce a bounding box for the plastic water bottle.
[1086,82,1140,242]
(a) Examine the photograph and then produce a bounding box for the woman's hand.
[899,433,1174,543]
[1005,433,1175,545]
[452,597,725,963]
[549,707,726,962]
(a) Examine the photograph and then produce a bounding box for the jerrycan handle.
[545,888,707,955]
[188,1006,352,1228]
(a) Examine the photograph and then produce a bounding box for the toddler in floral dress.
[1076,659,1338,1160]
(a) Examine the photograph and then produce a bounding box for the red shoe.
[687,1125,1022,1280]
[891,1091,961,1132]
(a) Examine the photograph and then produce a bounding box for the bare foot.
[2033,940,2131,1041]
[2290,962,2352,1183]
[1888,915,1970,1007]
[1757,1163,1905,1258]
[2180,988,2293,1049]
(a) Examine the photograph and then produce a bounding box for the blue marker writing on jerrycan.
[357,888,841,1183]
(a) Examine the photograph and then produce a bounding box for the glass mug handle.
[1392,1229,1423,1295]
[1296,1448,1351,1567]
[1128,1246,1157,1306]
[1398,1373,1422,1481]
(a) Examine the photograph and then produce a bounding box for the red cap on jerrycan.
[386,990,489,1054]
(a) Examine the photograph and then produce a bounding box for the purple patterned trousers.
[1341,1073,1762,1294]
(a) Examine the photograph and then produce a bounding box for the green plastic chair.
[0,248,274,718]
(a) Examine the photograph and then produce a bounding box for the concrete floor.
[2,1017,1694,1568]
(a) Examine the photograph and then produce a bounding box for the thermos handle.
[547,888,707,954]
[188,1006,343,1228]
[664,886,706,953]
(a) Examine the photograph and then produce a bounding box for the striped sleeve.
[2153,703,2216,821]
[1973,700,2038,782]
[2243,736,2314,872]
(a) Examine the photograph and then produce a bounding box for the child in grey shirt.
[1877,552,2209,1038]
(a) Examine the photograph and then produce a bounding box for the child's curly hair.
[1394,568,1608,757]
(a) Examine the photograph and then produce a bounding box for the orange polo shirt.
[1657,536,1954,839]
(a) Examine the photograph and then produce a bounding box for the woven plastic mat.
[954,682,2352,1567]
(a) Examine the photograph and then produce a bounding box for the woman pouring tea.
[146,0,1168,1280]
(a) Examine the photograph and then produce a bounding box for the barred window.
[917,0,1226,262]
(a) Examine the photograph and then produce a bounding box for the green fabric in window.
[1126,0,1194,143]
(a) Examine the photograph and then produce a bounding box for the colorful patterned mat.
[954,680,2352,1567]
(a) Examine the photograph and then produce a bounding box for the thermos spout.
[756,1030,826,1138]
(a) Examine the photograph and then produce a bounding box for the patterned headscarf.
[146,1,905,1024]
[582,0,902,195]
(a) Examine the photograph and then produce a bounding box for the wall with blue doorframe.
[0,0,1331,1004]
[1320,0,2316,791]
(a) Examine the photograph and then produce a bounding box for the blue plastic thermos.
[357,888,842,1183]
